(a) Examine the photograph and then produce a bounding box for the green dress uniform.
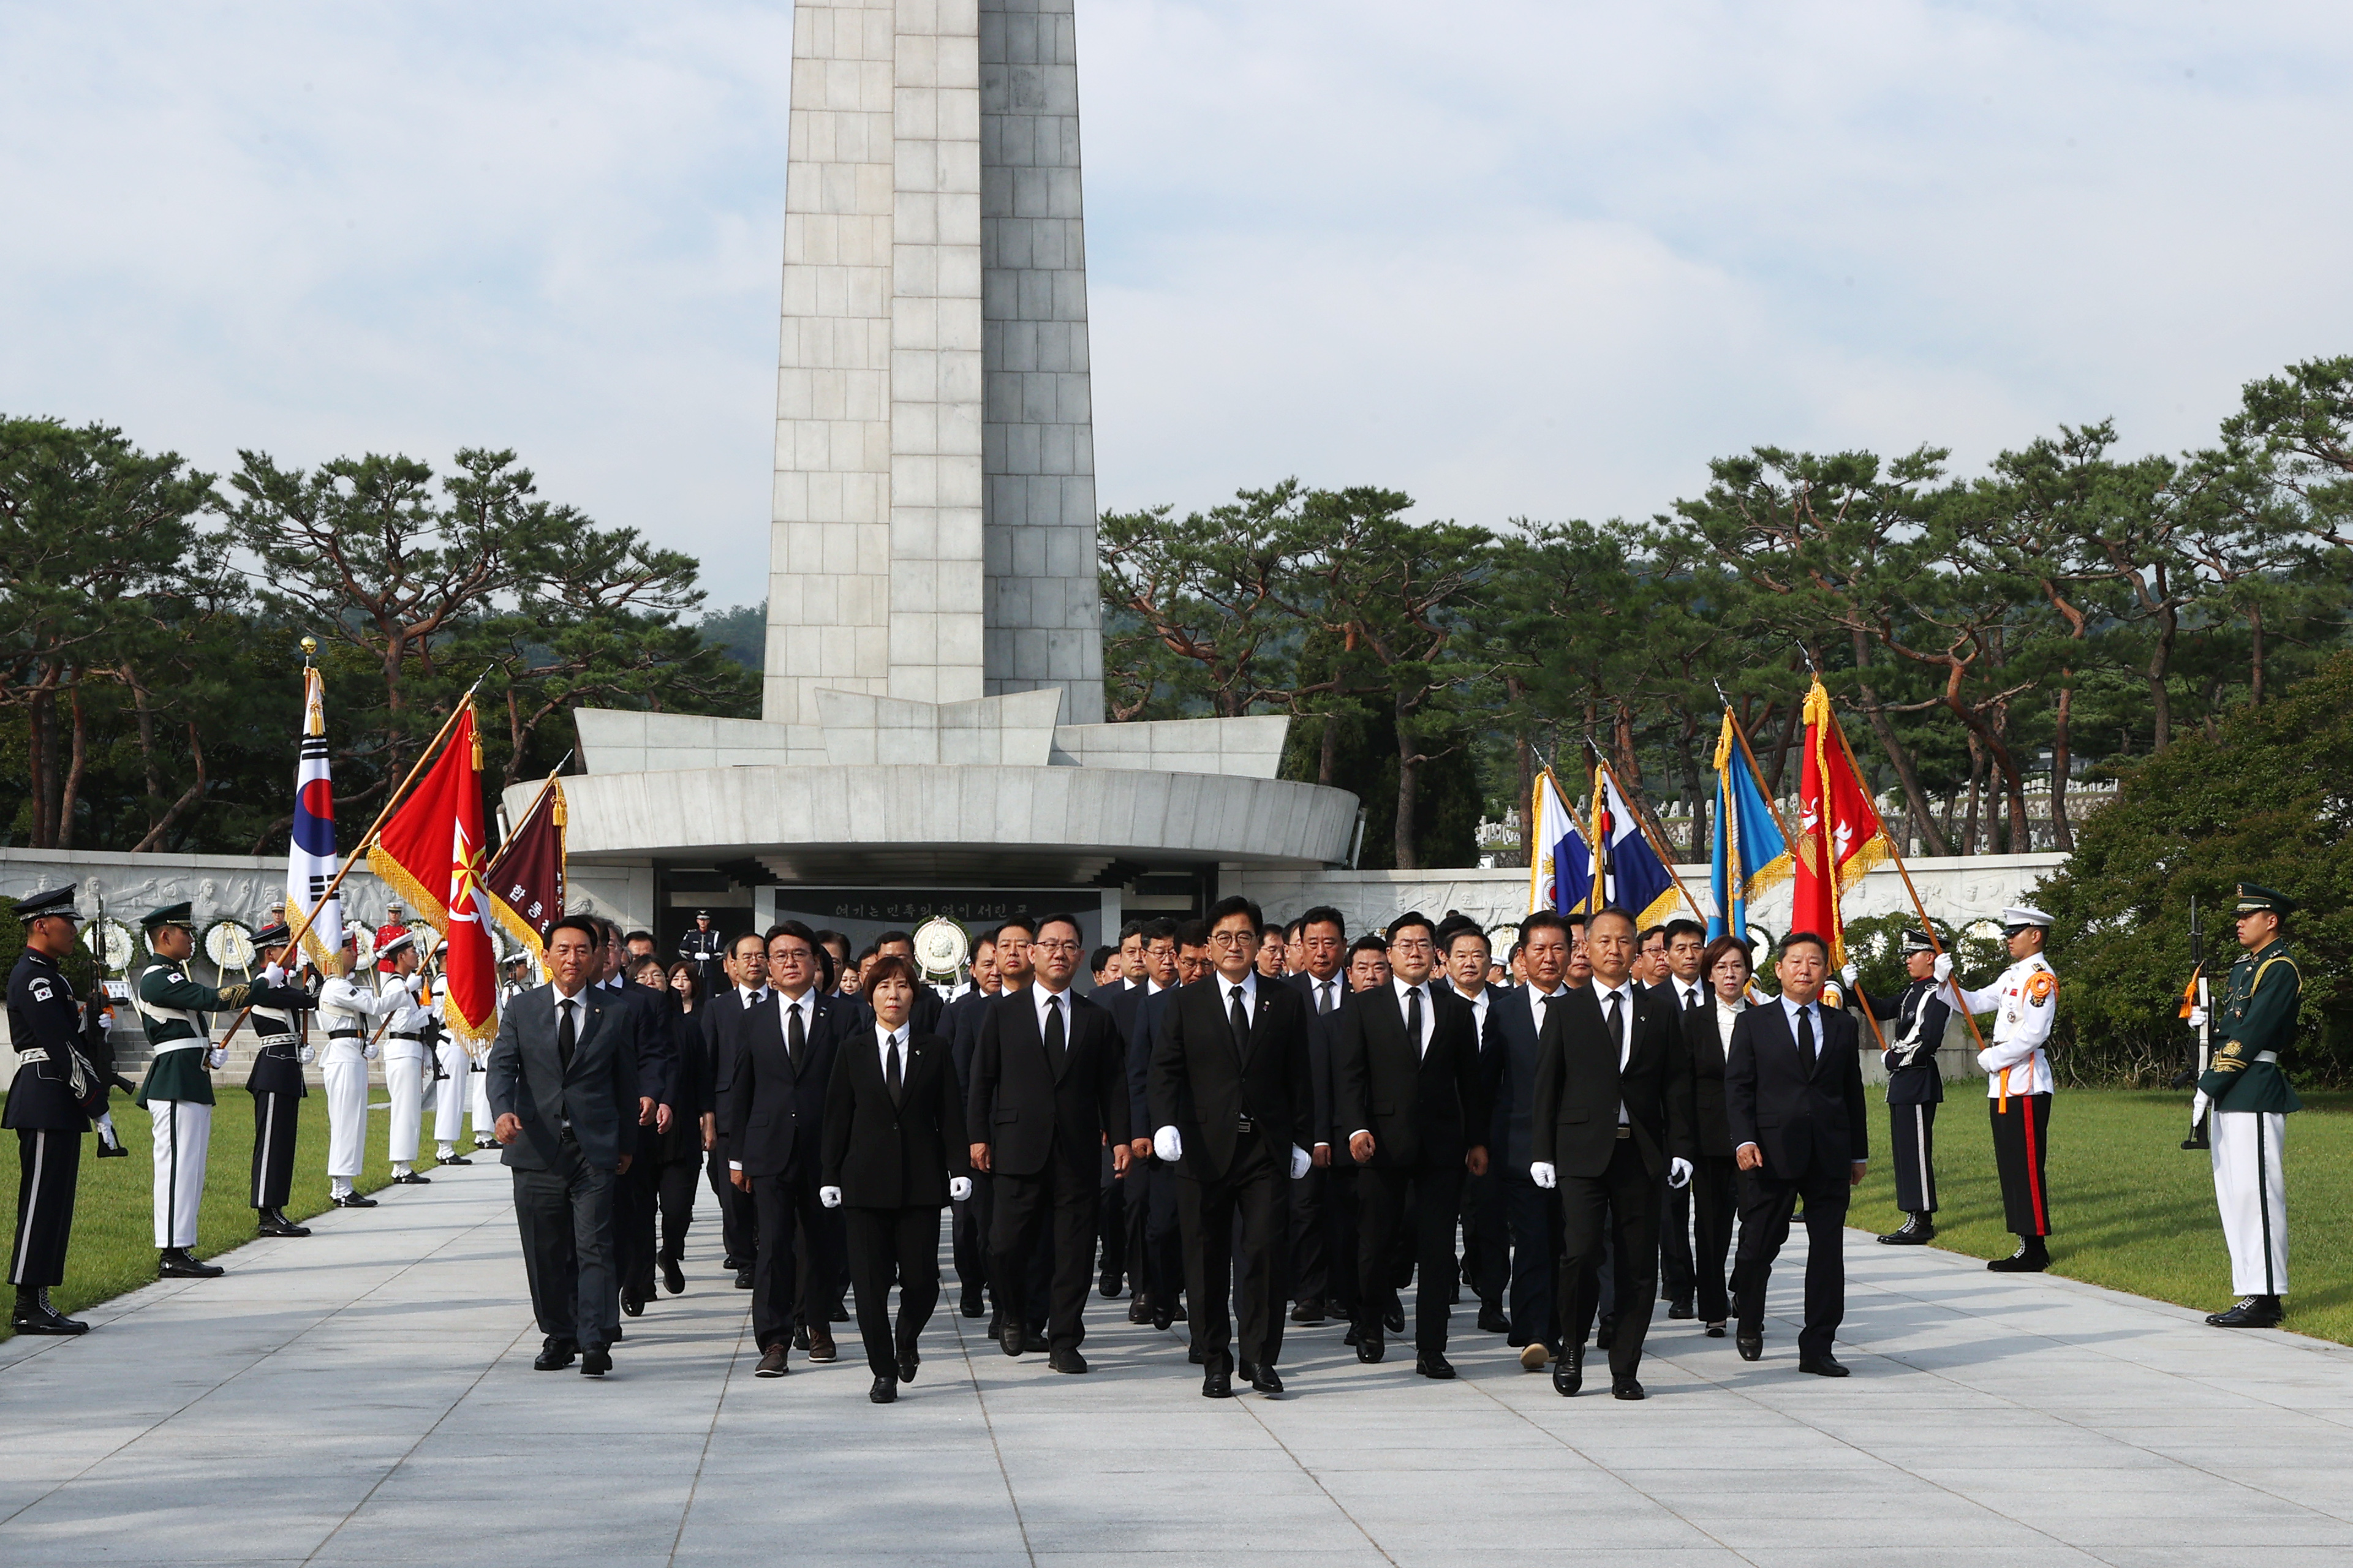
[2197,884,2302,1323]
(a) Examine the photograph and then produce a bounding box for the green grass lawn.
[1854,1088,2353,1345]
[0,1087,480,1342]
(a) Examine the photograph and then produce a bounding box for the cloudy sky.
[3,2,2346,608]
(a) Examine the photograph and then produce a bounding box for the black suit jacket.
[944,986,994,1102]
[1529,982,1696,1182]
[967,985,1130,1179]
[1125,984,1177,1142]
[1148,974,1313,1182]
[1106,977,1144,1048]
[821,1027,971,1208]
[1681,1001,1740,1157]
[1479,984,1569,1174]
[599,976,676,1109]
[1724,999,1869,1183]
[487,984,641,1172]
[704,986,771,1112]
[721,988,849,1179]
[1332,981,1487,1171]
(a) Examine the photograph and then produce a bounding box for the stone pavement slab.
[4,1163,2349,1566]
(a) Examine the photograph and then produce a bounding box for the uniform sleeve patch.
[29,979,54,1002]
[2026,972,2056,1006]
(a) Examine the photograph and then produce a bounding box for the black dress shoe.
[1168,1300,1188,1324]
[988,1308,1004,1336]
[439,1154,473,1166]
[158,1248,224,1279]
[608,1324,625,1341]
[581,1346,612,1377]
[621,1291,644,1318]
[829,1302,850,1324]
[1878,1213,1935,1245]
[755,1345,789,1377]
[2207,1295,2285,1329]
[1595,1316,1616,1351]
[1356,1332,1384,1364]
[870,1374,897,1403]
[899,1352,920,1383]
[1152,1303,1174,1332]
[1049,1348,1089,1374]
[1737,1333,1763,1362]
[95,1140,129,1158]
[1612,1376,1645,1400]
[1988,1238,2051,1272]
[333,1193,377,1208]
[733,1267,753,1290]
[1798,1355,1850,1376]
[1384,1304,1406,1335]
[534,1338,576,1371]
[793,1324,812,1351]
[474,1137,499,1151]
[723,1254,742,1271]
[1128,1297,1152,1324]
[390,1170,432,1185]
[1666,1300,1695,1320]
[10,1288,88,1336]
[1343,1323,1362,1347]
[1705,1322,1726,1338]
[1291,1298,1326,1325]
[1477,1305,1511,1335]
[1415,1352,1457,1380]
[1251,1366,1285,1396]
[257,1210,312,1237]
[1000,1317,1025,1357]
[1202,1366,1233,1398]
[1100,1272,1123,1298]
[962,1289,986,1319]
[661,1257,686,1295]
[1239,1357,1257,1382]
[1552,1344,1585,1396]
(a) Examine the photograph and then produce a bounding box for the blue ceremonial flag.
[1592,763,1687,930]
[1528,769,1592,915]
[1709,709,1793,941]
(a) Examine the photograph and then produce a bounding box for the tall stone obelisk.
[765,0,1103,730]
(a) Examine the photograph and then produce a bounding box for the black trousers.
[1286,1162,1326,1305]
[1689,1153,1740,1324]
[1498,1172,1562,1350]
[1731,1164,1849,1359]
[1990,1093,2050,1235]
[1889,1101,1939,1214]
[616,1152,663,1300]
[1356,1161,1464,1354]
[989,1151,1098,1352]
[1321,1163,1359,1316]
[1658,1179,1694,1305]
[248,1089,301,1212]
[1462,1167,1508,1308]
[749,1166,830,1352]
[953,1170,991,1305]
[1177,1134,1288,1373]
[512,1143,617,1351]
[1124,1158,1184,1309]
[652,1153,701,1267]
[10,1128,81,1288]
[1557,1137,1663,1381]
[706,1142,755,1264]
[1097,1145,1128,1292]
[844,1204,943,1380]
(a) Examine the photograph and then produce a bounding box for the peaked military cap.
[1999,904,2053,933]
[376,929,419,960]
[2234,883,2295,917]
[1899,927,1937,955]
[142,901,195,932]
[252,922,293,949]
[14,886,81,923]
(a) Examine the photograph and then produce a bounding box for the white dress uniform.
[431,1023,475,1159]
[380,977,434,1175]
[1944,908,2059,1255]
[318,973,397,1197]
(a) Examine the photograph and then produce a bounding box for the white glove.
[2186,1005,2207,1030]
[1839,963,1858,988]
[263,962,287,987]
[98,1012,113,1035]
[1669,1156,1692,1189]
[1153,1125,1183,1163]
[298,1043,315,1066]
[819,1185,842,1208]
[1290,1144,1312,1180]
[1530,1161,1557,1190]
[363,1041,380,1061]
[1933,952,1953,983]
[2192,1090,2211,1123]
[204,1046,228,1071]
[404,972,425,998]
[949,1177,972,1202]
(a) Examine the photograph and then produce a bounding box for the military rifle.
[2172,897,2212,1150]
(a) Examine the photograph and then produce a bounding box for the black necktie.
[1684,985,1702,1012]
[1797,1004,1816,1065]
[1043,995,1066,1071]
[1405,985,1422,1056]
[1606,989,1625,1066]
[787,1000,806,1072]
[1229,985,1251,1059]
[885,1033,903,1103]
[556,998,576,1073]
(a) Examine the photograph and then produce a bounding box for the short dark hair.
[1117,919,1143,943]
[1090,945,1117,972]
[1299,905,1346,940]
[1565,910,1588,930]
[1207,894,1264,937]
[766,919,818,952]
[874,929,913,950]
[864,953,918,992]
[625,929,655,948]
[855,943,879,965]
[1175,919,1209,949]
[627,954,665,982]
[814,928,850,956]
[1663,918,1705,944]
[972,932,996,954]
[1639,924,1667,947]
[1445,925,1491,956]
[729,930,766,959]
[1587,907,1637,937]
[1779,930,1830,963]
[1700,935,1752,981]
[547,914,603,949]
[996,914,1038,940]
[1520,910,1569,944]
[1037,912,1084,943]
[1141,918,1179,945]
[1348,933,1389,960]
[1386,911,1435,946]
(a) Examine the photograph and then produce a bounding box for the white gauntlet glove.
[1669,1156,1693,1189]
[298,1043,315,1066]
[204,1046,228,1071]
[819,1186,842,1208]
[1838,962,1858,988]
[2192,1090,2211,1123]
[2186,1005,2208,1030]
[1529,1161,1557,1190]
[1290,1144,1313,1180]
[949,1177,973,1202]
[1932,952,1953,983]
[263,962,287,987]
[1152,1125,1183,1163]
[363,1041,380,1061]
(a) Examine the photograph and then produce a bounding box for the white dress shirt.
[1452,981,1490,1041]
[1306,972,1343,1016]
[735,983,770,1009]
[1671,978,1705,1014]
[1592,978,1636,1124]
[1032,982,1072,1038]
[1713,995,1747,1054]
[1780,994,1821,1061]
[1389,976,1436,1056]
[1218,969,1259,1027]
[876,1022,908,1080]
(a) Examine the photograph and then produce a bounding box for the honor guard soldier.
[2192,883,2302,1328]
[240,922,315,1238]
[1844,929,1951,1245]
[681,911,726,993]
[372,930,436,1185]
[1941,905,2058,1272]
[7,888,96,1334]
[132,902,311,1278]
[318,946,399,1207]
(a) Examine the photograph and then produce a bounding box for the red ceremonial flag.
[486,772,567,964]
[366,704,498,1041]
[1792,679,1895,967]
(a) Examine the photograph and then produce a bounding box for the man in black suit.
[1481,910,1576,1372]
[488,915,642,1378]
[1282,907,1348,1325]
[1650,916,1709,1321]
[1726,930,1868,1376]
[703,932,769,1287]
[595,920,676,1329]
[943,929,1001,1319]
[1528,907,1696,1400]
[968,912,1131,1373]
[1332,911,1489,1378]
[1121,919,1187,1331]
[1149,896,1314,1398]
[724,921,848,1376]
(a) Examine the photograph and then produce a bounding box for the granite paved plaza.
[4,1166,2350,1567]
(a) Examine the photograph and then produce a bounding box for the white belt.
[150,1037,206,1055]
[17,1047,50,1064]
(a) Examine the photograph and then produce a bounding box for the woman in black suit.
[1682,935,1754,1336]
[649,960,714,1297]
[820,954,972,1403]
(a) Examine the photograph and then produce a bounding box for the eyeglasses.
[1207,931,1257,949]
[1032,938,1081,954]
